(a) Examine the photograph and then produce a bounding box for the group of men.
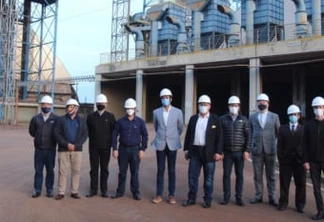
[28,89,324,220]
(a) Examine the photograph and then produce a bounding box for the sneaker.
[152,196,163,204]
[168,196,176,204]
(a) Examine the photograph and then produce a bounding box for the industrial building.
[96,0,324,124]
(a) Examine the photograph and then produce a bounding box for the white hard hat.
[66,98,79,106]
[198,95,211,104]
[228,95,240,104]
[96,94,108,103]
[312,96,324,107]
[40,95,53,104]
[257,93,269,102]
[124,98,137,108]
[160,88,172,97]
[287,104,300,115]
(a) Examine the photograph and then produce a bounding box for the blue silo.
[242,0,284,44]
[305,0,323,35]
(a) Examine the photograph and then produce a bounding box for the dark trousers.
[156,146,177,196]
[116,146,140,196]
[223,151,245,199]
[310,162,324,212]
[188,147,215,203]
[278,161,306,209]
[89,148,110,194]
[34,149,56,193]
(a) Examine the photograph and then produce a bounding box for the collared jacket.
[87,111,116,150]
[184,113,223,162]
[303,119,324,163]
[29,112,58,150]
[54,114,88,152]
[220,113,251,153]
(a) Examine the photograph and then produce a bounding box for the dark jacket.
[277,123,304,164]
[29,112,58,150]
[184,113,223,162]
[87,111,116,150]
[220,113,251,153]
[54,114,88,152]
[303,119,324,163]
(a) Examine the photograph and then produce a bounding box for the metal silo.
[305,0,323,35]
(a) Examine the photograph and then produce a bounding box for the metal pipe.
[246,0,255,45]
[166,15,188,53]
[291,0,308,38]
[124,24,145,58]
[312,0,321,36]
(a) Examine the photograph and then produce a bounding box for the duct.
[291,0,308,38]
[124,25,145,59]
[217,4,240,47]
[166,15,188,53]
[312,0,321,36]
[246,0,255,45]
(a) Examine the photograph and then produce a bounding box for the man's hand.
[184,151,190,160]
[113,150,118,159]
[303,162,310,171]
[243,152,249,161]
[67,143,75,151]
[214,153,222,161]
[139,150,145,160]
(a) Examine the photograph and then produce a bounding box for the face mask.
[161,98,170,107]
[229,106,239,115]
[289,115,298,123]
[41,107,51,114]
[314,108,324,117]
[258,104,267,111]
[96,104,105,111]
[126,109,135,116]
[198,105,208,114]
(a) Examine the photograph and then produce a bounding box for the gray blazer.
[151,106,184,151]
[250,111,280,155]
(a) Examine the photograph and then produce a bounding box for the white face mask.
[198,105,208,114]
[229,106,239,115]
[126,109,135,116]
[314,108,324,117]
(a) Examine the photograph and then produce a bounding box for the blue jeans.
[223,151,244,199]
[188,147,215,203]
[156,146,177,196]
[116,146,140,196]
[34,149,56,193]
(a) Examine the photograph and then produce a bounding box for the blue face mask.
[289,115,298,123]
[161,98,170,107]
[41,107,51,114]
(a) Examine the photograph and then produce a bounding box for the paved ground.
[0,123,320,222]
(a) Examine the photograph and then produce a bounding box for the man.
[86,94,116,198]
[250,93,280,206]
[303,96,324,220]
[54,98,88,200]
[277,105,305,213]
[220,96,251,206]
[182,95,223,208]
[111,98,148,201]
[151,88,184,204]
[29,95,58,198]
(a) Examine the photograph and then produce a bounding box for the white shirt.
[193,113,209,146]
[42,112,50,122]
[289,122,298,131]
[258,111,268,128]
[163,106,171,126]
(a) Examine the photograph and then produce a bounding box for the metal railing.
[100,20,324,64]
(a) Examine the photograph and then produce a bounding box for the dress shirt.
[163,106,171,126]
[193,113,209,146]
[289,122,298,132]
[258,111,268,128]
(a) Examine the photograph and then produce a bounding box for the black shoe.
[296,208,304,214]
[236,198,245,206]
[55,194,64,200]
[221,197,229,205]
[202,201,211,208]
[278,204,287,211]
[182,199,196,207]
[312,211,324,220]
[250,198,262,204]
[32,191,41,198]
[46,191,54,198]
[133,193,141,201]
[86,191,97,198]
[71,193,81,199]
[101,192,109,198]
[111,193,123,199]
[269,199,278,207]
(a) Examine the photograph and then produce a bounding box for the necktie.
[291,124,295,133]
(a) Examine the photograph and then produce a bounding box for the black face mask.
[258,104,267,111]
[41,107,51,114]
[96,104,105,111]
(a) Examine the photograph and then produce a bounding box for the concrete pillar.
[94,74,102,110]
[249,58,262,114]
[185,65,195,124]
[136,70,143,118]
[193,11,202,52]
[151,21,158,56]
[312,0,322,36]
[292,67,306,115]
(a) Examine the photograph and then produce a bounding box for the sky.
[56,1,142,103]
